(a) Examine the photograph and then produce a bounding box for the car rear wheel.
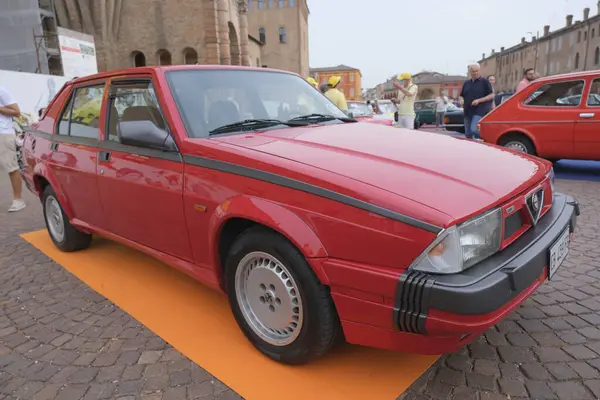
[42,186,92,252]
[499,134,536,155]
[225,226,341,365]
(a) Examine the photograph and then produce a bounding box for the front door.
[47,82,106,228]
[574,76,600,160]
[96,78,193,261]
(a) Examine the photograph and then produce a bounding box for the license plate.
[549,228,570,279]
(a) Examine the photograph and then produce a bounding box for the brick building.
[479,2,600,92]
[51,0,305,74]
[309,65,362,100]
[247,0,309,76]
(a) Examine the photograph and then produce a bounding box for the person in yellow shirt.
[325,76,348,111]
[392,72,418,129]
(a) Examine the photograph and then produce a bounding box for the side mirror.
[119,120,174,151]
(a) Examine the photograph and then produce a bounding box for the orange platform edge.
[21,230,437,400]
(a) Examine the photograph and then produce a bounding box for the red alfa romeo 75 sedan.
[21,66,579,365]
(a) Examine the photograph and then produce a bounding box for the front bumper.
[393,193,579,335]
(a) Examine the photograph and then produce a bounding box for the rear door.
[48,81,106,228]
[573,76,600,159]
[518,79,584,159]
[95,78,193,261]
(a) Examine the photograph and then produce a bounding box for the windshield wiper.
[208,119,305,136]
[287,113,357,123]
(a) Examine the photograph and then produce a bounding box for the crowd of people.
[305,62,541,140]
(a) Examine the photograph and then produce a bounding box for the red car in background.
[21,66,578,365]
[347,100,393,126]
[480,70,600,161]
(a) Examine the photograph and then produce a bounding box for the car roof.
[68,65,299,85]
[534,69,600,84]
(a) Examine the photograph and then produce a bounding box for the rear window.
[523,80,585,107]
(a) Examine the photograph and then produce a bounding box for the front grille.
[504,211,523,239]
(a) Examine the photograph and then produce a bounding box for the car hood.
[211,123,544,222]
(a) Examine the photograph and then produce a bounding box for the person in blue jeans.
[460,63,495,139]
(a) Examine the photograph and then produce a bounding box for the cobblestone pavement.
[0,175,241,399]
[2,175,600,399]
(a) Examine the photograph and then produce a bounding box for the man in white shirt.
[434,91,449,130]
[0,85,25,212]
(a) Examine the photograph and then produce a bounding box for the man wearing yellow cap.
[325,75,348,111]
[306,77,319,89]
[392,72,418,129]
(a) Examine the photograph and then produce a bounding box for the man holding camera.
[392,72,418,129]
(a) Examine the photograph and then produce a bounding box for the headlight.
[410,208,502,274]
[546,167,555,194]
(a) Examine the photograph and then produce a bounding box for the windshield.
[166,69,349,137]
[348,102,372,116]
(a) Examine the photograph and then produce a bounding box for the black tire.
[42,185,92,252]
[498,133,536,155]
[225,226,341,365]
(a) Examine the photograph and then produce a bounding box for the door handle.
[50,142,59,151]
[98,151,111,162]
[579,113,595,118]
[31,139,36,151]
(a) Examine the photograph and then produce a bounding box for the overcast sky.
[308,0,596,88]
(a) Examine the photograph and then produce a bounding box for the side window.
[107,81,168,144]
[69,85,104,138]
[523,80,584,107]
[587,78,600,106]
[57,94,73,135]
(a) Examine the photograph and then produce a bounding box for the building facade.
[50,0,263,72]
[0,0,61,75]
[309,65,362,100]
[246,0,309,76]
[377,72,466,100]
[479,3,600,92]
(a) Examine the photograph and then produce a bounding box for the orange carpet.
[22,229,438,400]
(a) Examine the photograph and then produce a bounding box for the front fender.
[208,195,330,283]
[33,162,76,220]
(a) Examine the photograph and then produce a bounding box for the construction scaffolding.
[0,0,61,75]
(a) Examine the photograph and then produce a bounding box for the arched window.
[279,27,286,43]
[593,28,596,38]
[585,31,588,41]
[595,47,600,65]
[183,47,198,64]
[578,31,582,43]
[157,49,172,66]
[131,51,146,67]
[278,0,284,7]
[575,52,580,69]
[259,27,266,43]
[257,0,263,9]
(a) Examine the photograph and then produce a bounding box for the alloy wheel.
[45,196,65,243]
[234,251,303,346]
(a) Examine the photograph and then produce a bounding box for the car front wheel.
[42,186,92,252]
[499,134,536,155]
[225,226,341,365]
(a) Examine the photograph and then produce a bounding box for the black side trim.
[25,129,442,233]
[182,154,443,233]
[25,129,182,163]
